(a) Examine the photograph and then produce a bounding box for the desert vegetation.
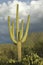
[0,32,43,65]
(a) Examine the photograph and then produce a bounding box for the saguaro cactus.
[8,4,30,62]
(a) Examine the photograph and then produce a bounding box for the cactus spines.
[8,4,30,62]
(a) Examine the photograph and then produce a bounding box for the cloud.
[0,0,30,22]
[0,0,43,23]
[0,0,43,34]
[30,0,43,23]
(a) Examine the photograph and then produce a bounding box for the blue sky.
[0,0,13,3]
[0,0,31,3]
[0,0,43,43]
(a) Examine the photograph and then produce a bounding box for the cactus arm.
[21,15,30,43]
[16,4,19,40]
[20,20,24,40]
[10,26,17,44]
[10,26,13,41]
[12,20,14,38]
[8,16,17,44]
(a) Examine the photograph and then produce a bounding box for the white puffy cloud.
[29,0,43,23]
[0,0,30,22]
[0,0,43,23]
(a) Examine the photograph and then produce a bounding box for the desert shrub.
[22,53,43,65]
[0,52,43,65]
[32,34,43,57]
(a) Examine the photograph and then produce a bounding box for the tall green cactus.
[8,4,30,62]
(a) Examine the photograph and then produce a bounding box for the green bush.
[22,53,43,65]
